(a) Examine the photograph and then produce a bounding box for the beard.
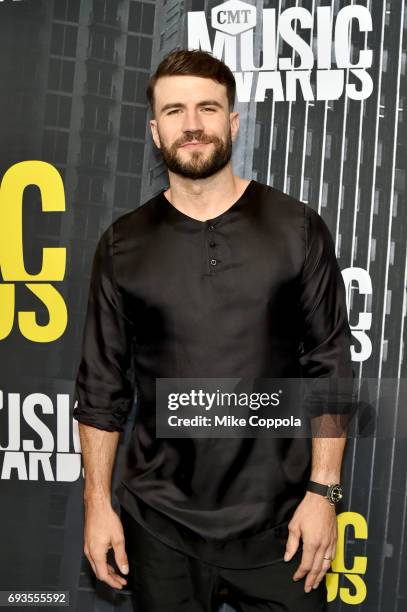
[158,128,232,180]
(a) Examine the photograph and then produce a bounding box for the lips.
[181,141,206,148]
[180,140,209,148]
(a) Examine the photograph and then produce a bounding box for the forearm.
[78,423,120,505]
[310,434,346,483]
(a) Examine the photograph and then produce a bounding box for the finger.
[303,547,330,592]
[292,542,317,581]
[310,549,335,590]
[309,559,332,591]
[93,554,125,590]
[107,563,127,586]
[284,527,300,561]
[112,536,129,575]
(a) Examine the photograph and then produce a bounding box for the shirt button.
[208,224,215,231]
[210,259,217,266]
[209,241,216,247]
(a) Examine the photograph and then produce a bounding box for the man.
[73,49,354,611]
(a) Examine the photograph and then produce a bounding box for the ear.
[149,119,161,149]
[229,111,240,142]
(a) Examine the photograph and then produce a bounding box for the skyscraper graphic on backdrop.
[0,1,156,610]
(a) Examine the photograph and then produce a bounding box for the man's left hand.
[284,491,337,592]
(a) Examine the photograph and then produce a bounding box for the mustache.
[176,133,216,147]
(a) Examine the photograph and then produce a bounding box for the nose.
[181,108,204,133]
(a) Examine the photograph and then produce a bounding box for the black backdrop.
[0,1,406,610]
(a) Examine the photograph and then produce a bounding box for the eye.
[202,107,216,112]
[167,108,181,115]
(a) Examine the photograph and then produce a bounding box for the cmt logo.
[188,0,374,102]
[326,512,368,604]
[212,0,256,35]
[0,161,67,342]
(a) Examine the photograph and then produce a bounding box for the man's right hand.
[83,500,129,590]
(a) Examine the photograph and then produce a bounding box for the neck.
[163,167,251,222]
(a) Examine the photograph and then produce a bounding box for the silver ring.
[323,556,332,561]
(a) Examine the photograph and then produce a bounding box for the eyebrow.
[159,100,224,114]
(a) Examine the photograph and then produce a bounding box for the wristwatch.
[306,480,343,505]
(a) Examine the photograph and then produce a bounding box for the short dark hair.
[146,48,236,115]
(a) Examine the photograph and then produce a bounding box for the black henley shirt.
[73,179,354,568]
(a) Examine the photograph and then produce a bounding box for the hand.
[83,499,129,590]
[284,491,337,592]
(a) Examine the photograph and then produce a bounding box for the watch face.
[328,484,343,504]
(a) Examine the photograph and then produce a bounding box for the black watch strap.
[306,480,343,504]
[307,481,330,496]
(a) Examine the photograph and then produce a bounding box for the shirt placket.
[205,220,222,274]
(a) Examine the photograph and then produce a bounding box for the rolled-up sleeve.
[73,223,136,432]
[299,204,354,380]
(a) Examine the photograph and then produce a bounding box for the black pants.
[120,506,327,612]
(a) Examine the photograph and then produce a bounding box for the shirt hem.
[116,480,292,569]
